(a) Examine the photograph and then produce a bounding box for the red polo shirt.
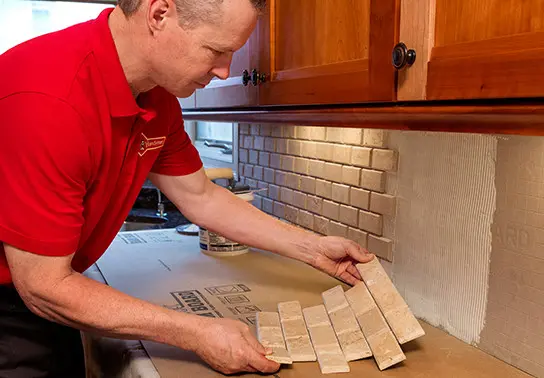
[0,8,203,285]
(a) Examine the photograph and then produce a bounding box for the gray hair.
[117,0,265,28]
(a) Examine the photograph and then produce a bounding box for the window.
[184,119,239,174]
[0,0,114,55]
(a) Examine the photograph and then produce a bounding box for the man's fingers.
[244,332,270,355]
[347,263,362,281]
[247,348,281,373]
[339,271,360,286]
[346,241,374,263]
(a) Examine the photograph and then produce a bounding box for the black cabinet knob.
[251,69,266,86]
[242,69,250,86]
[392,42,416,70]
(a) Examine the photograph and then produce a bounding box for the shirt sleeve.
[0,93,91,256]
[150,100,203,176]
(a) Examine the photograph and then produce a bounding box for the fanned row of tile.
[256,258,425,374]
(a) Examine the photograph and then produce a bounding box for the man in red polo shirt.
[0,0,374,376]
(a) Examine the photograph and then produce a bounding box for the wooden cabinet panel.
[194,30,258,108]
[399,0,544,101]
[258,0,399,105]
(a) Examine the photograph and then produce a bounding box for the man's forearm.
[189,184,320,264]
[25,271,201,351]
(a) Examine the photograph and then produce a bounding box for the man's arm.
[150,168,319,265]
[150,168,374,286]
[4,244,279,375]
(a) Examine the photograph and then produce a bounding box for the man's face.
[148,0,257,98]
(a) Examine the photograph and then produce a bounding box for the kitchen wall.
[238,124,544,377]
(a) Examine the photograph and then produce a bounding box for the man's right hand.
[191,317,280,375]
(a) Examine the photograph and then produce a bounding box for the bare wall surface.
[387,131,497,345]
[479,136,544,378]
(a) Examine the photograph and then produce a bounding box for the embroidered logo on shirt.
[138,133,166,157]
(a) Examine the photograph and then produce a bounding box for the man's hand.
[310,236,374,286]
[191,317,280,375]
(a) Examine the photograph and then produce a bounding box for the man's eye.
[209,48,223,56]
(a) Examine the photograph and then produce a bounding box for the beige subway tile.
[332,145,352,165]
[314,215,330,234]
[342,166,361,186]
[244,164,254,177]
[293,191,307,209]
[250,124,260,136]
[356,259,425,344]
[249,150,259,165]
[322,200,340,221]
[246,178,257,188]
[339,205,358,227]
[268,184,280,200]
[361,169,386,192]
[350,188,370,209]
[243,135,254,149]
[260,137,274,152]
[239,163,245,177]
[348,228,368,248]
[240,124,250,135]
[363,129,387,148]
[253,166,264,181]
[281,187,294,205]
[316,179,333,199]
[286,173,301,190]
[270,124,283,137]
[285,205,299,223]
[332,183,350,205]
[342,128,363,145]
[295,126,312,140]
[301,141,318,159]
[329,221,348,238]
[307,195,323,214]
[324,162,343,182]
[300,176,316,194]
[259,124,273,137]
[370,192,396,216]
[259,151,270,167]
[275,171,287,186]
[351,146,372,167]
[287,140,301,156]
[253,195,262,210]
[309,160,325,179]
[283,126,296,138]
[371,149,398,171]
[270,153,281,169]
[239,149,249,163]
[326,127,343,143]
[359,210,383,236]
[253,136,265,151]
[257,181,269,195]
[316,142,334,161]
[276,138,288,154]
[273,202,286,218]
[310,127,327,141]
[262,198,274,214]
[294,157,310,175]
[281,155,295,172]
[264,168,275,184]
[298,210,314,229]
[368,235,392,261]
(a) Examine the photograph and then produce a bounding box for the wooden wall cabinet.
[188,0,544,108]
[398,0,544,101]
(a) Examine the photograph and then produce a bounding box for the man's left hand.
[310,236,374,286]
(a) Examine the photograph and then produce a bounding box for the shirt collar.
[90,8,146,119]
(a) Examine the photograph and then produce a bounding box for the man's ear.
[146,0,174,34]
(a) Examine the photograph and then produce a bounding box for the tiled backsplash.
[235,124,544,377]
[238,124,398,262]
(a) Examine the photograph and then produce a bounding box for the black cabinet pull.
[392,42,416,70]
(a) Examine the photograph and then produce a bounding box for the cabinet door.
[258,0,399,105]
[194,30,259,108]
[398,0,544,101]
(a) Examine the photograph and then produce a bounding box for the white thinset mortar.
[386,131,497,345]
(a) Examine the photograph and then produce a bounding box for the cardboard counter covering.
[89,229,529,378]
